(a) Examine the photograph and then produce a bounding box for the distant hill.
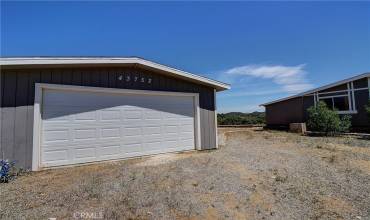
[217,112,265,125]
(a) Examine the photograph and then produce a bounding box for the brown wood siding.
[0,67,217,169]
[320,83,347,93]
[353,78,368,89]
[352,78,370,130]
[303,95,315,121]
[319,78,367,93]
[265,97,304,126]
[351,89,369,127]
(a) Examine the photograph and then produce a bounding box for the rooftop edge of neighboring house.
[261,72,370,106]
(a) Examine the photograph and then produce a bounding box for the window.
[321,98,333,109]
[319,96,350,111]
[314,82,358,114]
[333,96,349,111]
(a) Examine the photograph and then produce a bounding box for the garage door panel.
[180,139,194,147]
[42,150,69,162]
[43,90,118,108]
[143,126,161,135]
[73,128,97,141]
[43,129,70,143]
[124,109,143,119]
[121,143,143,154]
[40,88,195,168]
[163,125,178,133]
[43,122,124,130]
[99,144,120,157]
[142,120,163,127]
[43,106,96,121]
[42,109,72,122]
[144,138,162,147]
[101,127,121,139]
[162,132,179,140]
[100,109,121,121]
[123,136,143,145]
[74,147,96,159]
[162,140,180,147]
[180,124,194,132]
[44,138,118,148]
[74,111,98,122]
[144,141,164,150]
[179,132,194,139]
[178,117,194,123]
[123,127,142,137]
[73,157,98,165]
[162,118,180,126]
[144,109,162,119]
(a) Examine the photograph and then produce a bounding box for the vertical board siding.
[14,71,29,168]
[116,69,125,89]
[266,97,304,126]
[351,90,369,127]
[0,71,2,158]
[61,69,73,85]
[354,78,368,89]
[81,69,91,86]
[208,88,216,149]
[1,66,217,169]
[204,88,212,149]
[1,71,17,163]
[100,69,109,88]
[108,69,116,88]
[90,69,100,87]
[51,69,63,84]
[72,69,82,86]
[25,71,41,168]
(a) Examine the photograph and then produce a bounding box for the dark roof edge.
[260,72,370,106]
[0,57,230,91]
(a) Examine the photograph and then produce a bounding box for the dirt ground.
[1,128,370,220]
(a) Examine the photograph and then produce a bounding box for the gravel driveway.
[1,128,370,219]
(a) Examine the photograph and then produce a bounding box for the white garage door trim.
[32,83,201,171]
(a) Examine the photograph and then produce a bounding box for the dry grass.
[1,128,370,219]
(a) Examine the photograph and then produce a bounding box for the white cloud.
[218,89,283,98]
[225,64,313,93]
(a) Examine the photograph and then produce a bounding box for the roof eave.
[0,57,230,91]
[260,72,370,106]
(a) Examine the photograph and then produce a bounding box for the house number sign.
[117,74,152,84]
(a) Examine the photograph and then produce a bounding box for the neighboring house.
[0,57,230,171]
[261,72,370,131]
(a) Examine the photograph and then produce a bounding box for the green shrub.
[365,100,370,118]
[339,114,352,132]
[307,101,351,135]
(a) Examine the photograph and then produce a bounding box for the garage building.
[0,57,230,171]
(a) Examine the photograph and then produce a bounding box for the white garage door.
[40,88,196,168]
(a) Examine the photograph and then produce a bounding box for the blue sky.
[2,1,370,113]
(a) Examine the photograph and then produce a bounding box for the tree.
[307,101,351,135]
[217,112,265,125]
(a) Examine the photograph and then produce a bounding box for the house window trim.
[314,82,357,114]
[350,82,356,111]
